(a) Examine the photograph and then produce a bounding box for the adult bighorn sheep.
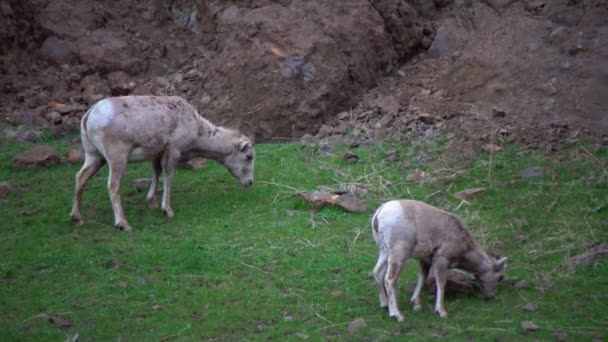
[70,95,255,231]
[371,200,507,321]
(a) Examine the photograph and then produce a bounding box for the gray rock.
[0,181,13,198]
[348,318,366,334]
[519,166,544,178]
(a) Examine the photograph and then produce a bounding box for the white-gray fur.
[70,95,255,231]
[371,200,507,321]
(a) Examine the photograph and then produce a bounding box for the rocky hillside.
[1,0,607,146]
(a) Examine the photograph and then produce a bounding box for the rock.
[0,181,13,198]
[294,332,309,340]
[521,321,539,333]
[66,149,84,163]
[513,279,528,289]
[300,133,315,147]
[384,149,399,162]
[330,290,343,297]
[39,36,75,65]
[418,112,435,125]
[492,107,507,118]
[482,143,502,154]
[523,303,536,312]
[428,18,467,58]
[11,145,60,168]
[319,143,333,154]
[47,111,62,125]
[132,178,152,191]
[519,166,544,178]
[553,329,568,341]
[454,187,486,199]
[406,169,428,183]
[343,151,359,164]
[601,136,608,146]
[348,318,365,334]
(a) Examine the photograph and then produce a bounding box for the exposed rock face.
[197,1,424,140]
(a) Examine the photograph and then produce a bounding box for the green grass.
[0,130,606,341]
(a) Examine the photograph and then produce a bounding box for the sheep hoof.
[162,208,174,218]
[70,213,84,226]
[435,309,448,318]
[147,197,158,208]
[116,221,133,232]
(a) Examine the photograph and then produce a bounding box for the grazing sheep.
[70,95,255,231]
[371,199,507,320]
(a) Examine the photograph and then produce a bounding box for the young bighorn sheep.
[70,95,255,231]
[371,200,507,321]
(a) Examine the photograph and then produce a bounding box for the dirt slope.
[1,0,606,147]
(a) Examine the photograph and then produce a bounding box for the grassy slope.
[0,131,606,341]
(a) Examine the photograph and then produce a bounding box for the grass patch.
[0,131,606,341]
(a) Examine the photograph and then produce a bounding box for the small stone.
[384,149,399,162]
[492,107,507,118]
[12,145,60,168]
[453,188,486,199]
[418,112,435,124]
[343,151,359,164]
[200,94,212,105]
[523,303,536,312]
[519,166,544,178]
[482,143,502,154]
[406,169,428,183]
[132,178,152,191]
[330,290,343,297]
[513,279,528,289]
[118,281,128,288]
[295,333,309,340]
[66,149,84,163]
[0,181,14,198]
[553,329,568,341]
[300,133,315,147]
[521,321,538,333]
[348,318,366,334]
[319,143,333,154]
[601,136,608,146]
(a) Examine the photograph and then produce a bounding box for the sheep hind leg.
[146,157,162,208]
[70,151,105,225]
[384,250,408,322]
[372,249,389,308]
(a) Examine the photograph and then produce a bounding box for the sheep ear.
[238,140,251,152]
[495,256,508,269]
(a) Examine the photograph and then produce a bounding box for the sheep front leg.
[410,262,430,311]
[160,149,181,218]
[431,257,449,318]
[146,157,162,208]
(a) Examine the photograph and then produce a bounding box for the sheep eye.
[246,155,253,161]
[497,275,504,282]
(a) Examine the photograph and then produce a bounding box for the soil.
[1,0,607,155]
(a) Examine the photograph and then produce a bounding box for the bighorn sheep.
[70,95,255,231]
[371,200,507,321]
